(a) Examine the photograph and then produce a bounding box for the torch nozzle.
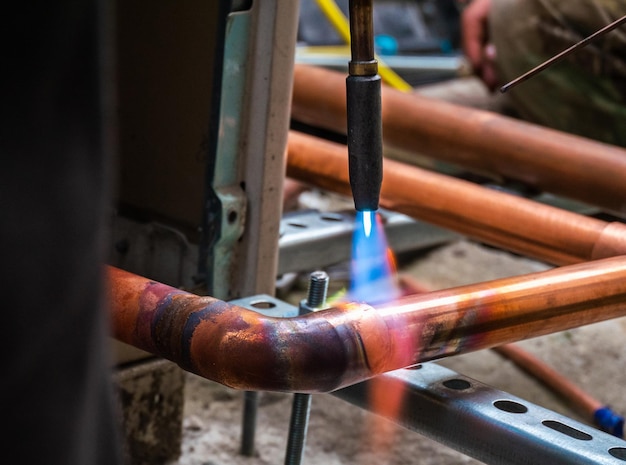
[347,74,383,212]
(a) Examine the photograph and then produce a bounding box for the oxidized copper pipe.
[287,130,626,266]
[291,64,626,216]
[109,257,626,393]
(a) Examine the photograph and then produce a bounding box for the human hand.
[461,0,499,91]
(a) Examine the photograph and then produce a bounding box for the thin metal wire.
[500,14,626,93]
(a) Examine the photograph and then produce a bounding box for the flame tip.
[351,210,400,305]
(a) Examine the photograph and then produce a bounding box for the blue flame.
[349,210,400,305]
[363,209,373,238]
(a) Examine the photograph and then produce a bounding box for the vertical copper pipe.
[290,64,626,216]
[108,256,626,393]
[286,130,626,266]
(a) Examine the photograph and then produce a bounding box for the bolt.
[286,271,330,465]
[306,270,329,309]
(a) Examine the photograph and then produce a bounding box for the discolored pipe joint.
[110,256,626,393]
[110,266,391,392]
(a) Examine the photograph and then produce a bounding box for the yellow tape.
[314,0,413,92]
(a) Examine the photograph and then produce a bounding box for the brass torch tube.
[291,64,626,216]
[348,0,375,63]
[287,130,626,266]
[108,258,626,393]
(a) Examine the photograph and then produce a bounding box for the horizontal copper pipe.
[287,130,626,266]
[109,257,626,393]
[291,64,626,216]
[398,274,605,426]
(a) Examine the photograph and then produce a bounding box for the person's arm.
[461,0,499,91]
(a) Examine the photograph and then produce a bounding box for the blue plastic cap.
[594,406,625,438]
[374,35,398,56]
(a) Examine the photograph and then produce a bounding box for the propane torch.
[346,0,382,213]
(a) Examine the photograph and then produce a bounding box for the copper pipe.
[398,273,604,425]
[287,130,626,266]
[291,64,626,216]
[109,257,626,393]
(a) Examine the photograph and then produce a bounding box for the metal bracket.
[278,208,459,276]
[336,364,626,465]
[229,294,300,319]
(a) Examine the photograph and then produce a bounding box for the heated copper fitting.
[109,257,626,393]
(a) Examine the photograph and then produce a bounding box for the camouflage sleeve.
[490,0,626,147]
